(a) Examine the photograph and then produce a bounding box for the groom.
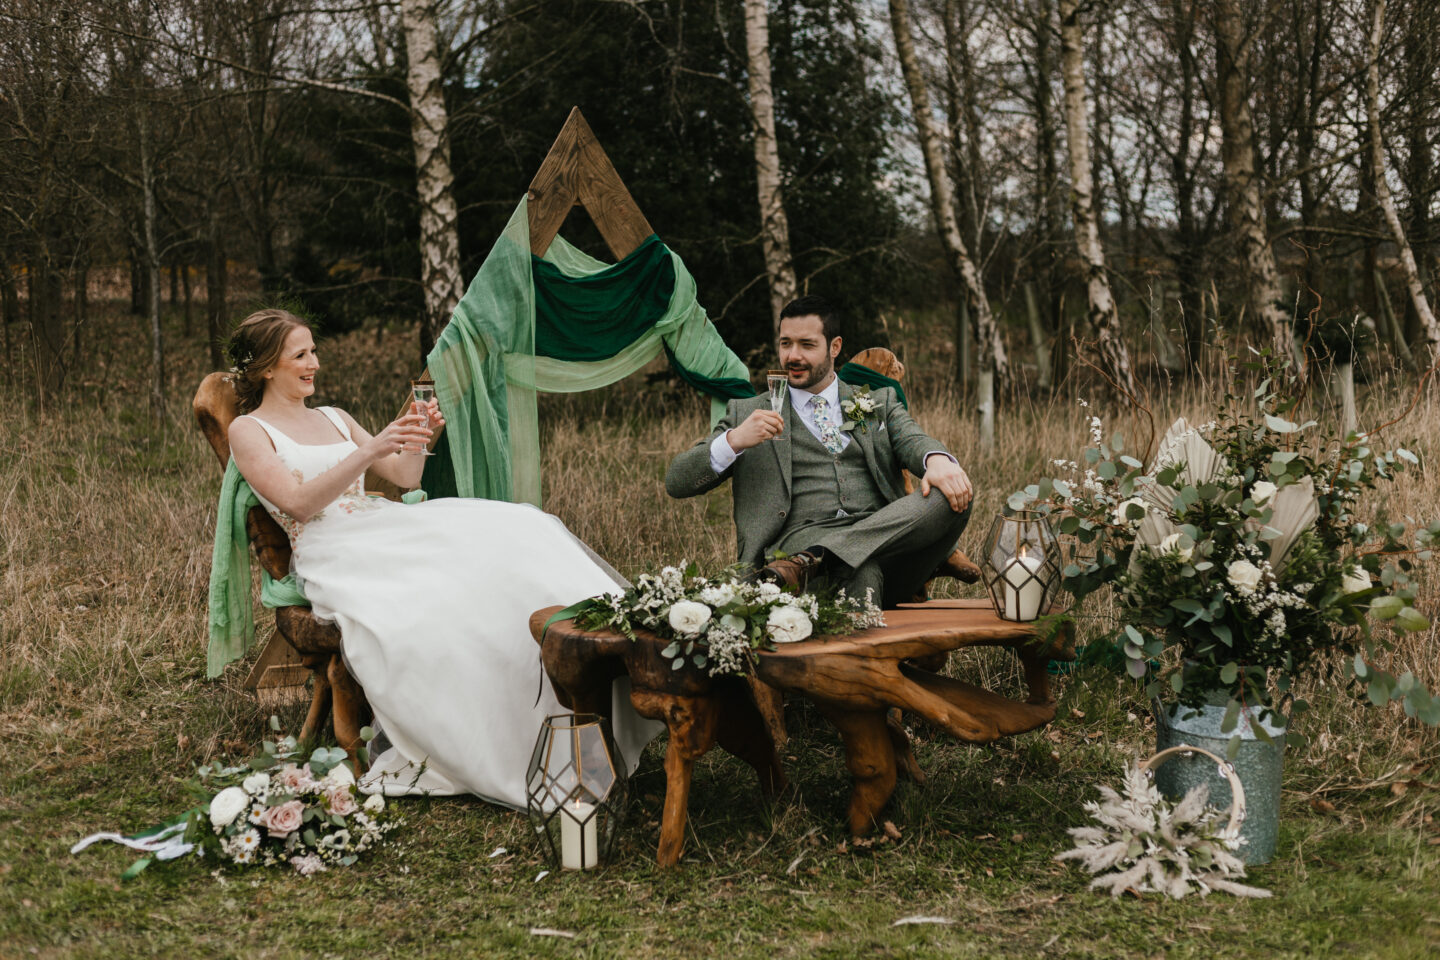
[665,295,973,608]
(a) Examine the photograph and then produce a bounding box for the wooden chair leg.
[327,655,367,773]
[630,690,720,868]
[299,655,332,745]
[819,706,898,837]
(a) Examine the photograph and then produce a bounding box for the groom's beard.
[787,355,834,391]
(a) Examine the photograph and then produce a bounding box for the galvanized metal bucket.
[1154,699,1286,864]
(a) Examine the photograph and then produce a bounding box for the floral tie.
[809,396,845,455]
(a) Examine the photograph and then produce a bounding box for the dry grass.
[1,305,1438,958]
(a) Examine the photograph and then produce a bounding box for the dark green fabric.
[663,343,757,401]
[532,234,675,362]
[420,427,459,500]
[839,361,907,409]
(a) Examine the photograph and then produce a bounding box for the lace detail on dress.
[242,409,374,548]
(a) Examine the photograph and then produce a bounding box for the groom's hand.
[921,454,973,513]
[727,409,785,451]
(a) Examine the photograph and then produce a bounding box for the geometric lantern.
[980,511,1062,622]
[525,714,628,870]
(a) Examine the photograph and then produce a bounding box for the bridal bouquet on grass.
[1008,359,1440,730]
[74,722,402,879]
[573,563,886,677]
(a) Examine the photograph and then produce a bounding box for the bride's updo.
[227,309,311,412]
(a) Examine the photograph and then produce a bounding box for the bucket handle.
[1139,744,1247,838]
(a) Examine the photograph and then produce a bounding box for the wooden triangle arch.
[369,106,656,499]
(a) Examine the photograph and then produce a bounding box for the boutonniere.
[840,386,878,433]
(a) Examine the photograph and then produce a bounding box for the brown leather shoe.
[935,548,982,584]
[753,551,824,591]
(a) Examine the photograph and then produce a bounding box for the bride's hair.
[226,309,311,412]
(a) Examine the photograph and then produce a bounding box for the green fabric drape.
[206,459,309,678]
[425,195,754,506]
[838,361,908,409]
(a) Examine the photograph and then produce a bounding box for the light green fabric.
[429,195,752,506]
[207,459,310,678]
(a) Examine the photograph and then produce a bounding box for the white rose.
[699,583,736,607]
[1250,481,1277,505]
[1226,560,1263,595]
[324,763,356,787]
[1341,568,1371,594]
[1158,533,1193,563]
[1113,497,1145,524]
[209,786,250,828]
[363,793,386,813]
[756,582,781,597]
[766,605,814,644]
[241,772,271,798]
[667,600,712,636]
[720,614,747,634]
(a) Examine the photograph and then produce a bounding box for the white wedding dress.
[240,407,661,808]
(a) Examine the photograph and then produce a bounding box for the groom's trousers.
[770,489,971,608]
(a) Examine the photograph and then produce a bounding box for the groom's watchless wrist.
[924,451,958,469]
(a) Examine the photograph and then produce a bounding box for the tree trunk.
[141,111,165,422]
[1214,0,1291,359]
[29,259,66,409]
[1373,269,1418,371]
[1366,0,1440,366]
[888,0,1007,446]
[1058,0,1135,395]
[1023,282,1052,389]
[1032,0,1067,382]
[181,257,193,337]
[206,209,228,370]
[72,258,88,371]
[401,0,465,365]
[744,0,799,337]
[1169,0,1205,369]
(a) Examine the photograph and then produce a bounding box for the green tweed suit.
[665,381,970,607]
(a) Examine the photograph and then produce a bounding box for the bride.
[223,308,660,807]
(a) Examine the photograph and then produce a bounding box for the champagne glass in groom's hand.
[408,380,436,455]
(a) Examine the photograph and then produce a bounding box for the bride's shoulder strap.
[317,406,353,441]
[234,413,286,449]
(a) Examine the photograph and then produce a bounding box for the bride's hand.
[412,398,444,430]
[367,413,432,459]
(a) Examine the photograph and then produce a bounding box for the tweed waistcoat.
[785,410,885,528]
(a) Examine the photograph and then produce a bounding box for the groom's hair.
[779,295,841,344]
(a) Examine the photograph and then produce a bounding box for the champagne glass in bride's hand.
[408,379,435,455]
[766,370,787,413]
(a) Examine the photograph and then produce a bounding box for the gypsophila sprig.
[573,562,885,676]
[1010,353,1440,730]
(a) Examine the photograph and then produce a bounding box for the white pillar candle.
[559,800,597,870]
[1001,548,1045,621]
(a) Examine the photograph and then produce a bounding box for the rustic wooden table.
[530,599,1072,867]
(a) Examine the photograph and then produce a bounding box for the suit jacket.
[664,381,952,568]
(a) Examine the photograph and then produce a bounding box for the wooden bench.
[531,599,1072,867]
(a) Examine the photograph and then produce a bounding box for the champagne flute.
[409,379,435,455]
[766,370,787,413]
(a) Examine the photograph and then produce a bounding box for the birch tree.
[1058,0,1135,395]
[889,0,1007,446]
[402,0,464,359]
[744,0,798,337]
[1213,0,1292,360]
[1366,0,1440,365]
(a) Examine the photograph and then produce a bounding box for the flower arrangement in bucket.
[1009,364,1440,733]
[570,562,885,677]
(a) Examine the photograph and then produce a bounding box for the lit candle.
[559,800,597,870]
[1002,543,1045,621]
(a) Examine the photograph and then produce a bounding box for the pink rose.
[275,763,315,793]
[262,799,305,838]
[325,785,358,817]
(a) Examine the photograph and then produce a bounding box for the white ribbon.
[71,820,194,862]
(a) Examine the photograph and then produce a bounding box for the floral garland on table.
[573,563,886,677]
[73,724,403,879]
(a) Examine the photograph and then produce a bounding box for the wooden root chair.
[194,372,370,769]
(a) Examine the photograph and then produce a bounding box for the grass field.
[1,306,1437,958]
